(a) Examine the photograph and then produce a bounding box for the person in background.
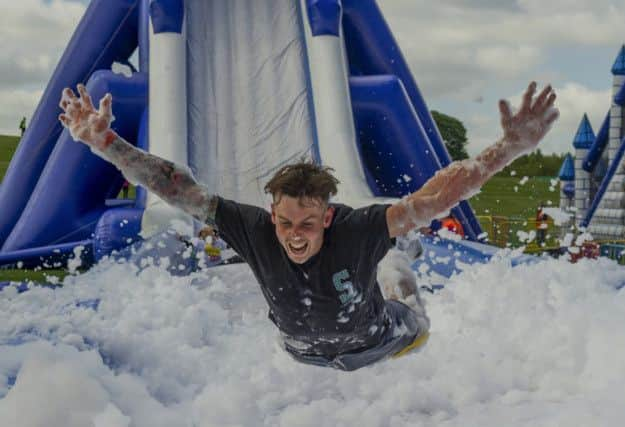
[535,203,550,246]
[19,117,26,137]
[121,179,130,199]
[430,216,464,237]
[198,225,223,262]
[198,225,244,265]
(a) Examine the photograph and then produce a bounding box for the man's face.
[271,195,334,264]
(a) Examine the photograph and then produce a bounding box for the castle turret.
[572,114,594,225]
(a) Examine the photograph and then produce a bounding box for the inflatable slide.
[0,0,504,278]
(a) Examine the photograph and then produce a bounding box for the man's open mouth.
[288,241,308,256]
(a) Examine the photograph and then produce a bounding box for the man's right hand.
[59,84,117,151]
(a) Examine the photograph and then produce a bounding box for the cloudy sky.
[1,0,624,156]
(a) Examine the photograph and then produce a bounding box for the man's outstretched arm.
[58,84,218,224]
[387,82,559,238]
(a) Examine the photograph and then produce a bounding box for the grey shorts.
[284,300,421,371]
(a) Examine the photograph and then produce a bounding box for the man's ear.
[270,203,277,225]
[323,206,334,228]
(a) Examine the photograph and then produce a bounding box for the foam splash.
[1,253,625,426]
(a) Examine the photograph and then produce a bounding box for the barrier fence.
[475,215,560,252]
[475,215,625,264]
[599,242,625,264]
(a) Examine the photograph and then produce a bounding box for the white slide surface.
[185,0,382,209]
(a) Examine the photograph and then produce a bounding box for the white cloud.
[544,82,612,152]
[474,45,542,76]
[1,0,623,160]
[376,0,625,155]
[0,0,84,133]
[463,82,611,156]
[378,0,625,98]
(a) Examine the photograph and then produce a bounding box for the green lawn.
[469,175,559,218]
[468,175,561,248]
[0,269,67,283]
[0,134,20,183]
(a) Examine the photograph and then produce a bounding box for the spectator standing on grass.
[19,117,26,137]
[535,203,550,246]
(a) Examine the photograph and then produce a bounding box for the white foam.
[0,252,624,425]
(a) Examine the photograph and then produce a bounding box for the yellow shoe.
[204,244,221,257]
[392,331,430,359]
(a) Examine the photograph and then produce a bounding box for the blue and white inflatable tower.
[560,45,625,240]
[583,47,625,238]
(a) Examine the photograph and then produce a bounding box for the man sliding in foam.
[59,82,558,371]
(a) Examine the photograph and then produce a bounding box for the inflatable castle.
[1,0,538,278]
[559,45,625,241]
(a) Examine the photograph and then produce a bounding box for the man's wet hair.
[264,159,339,204]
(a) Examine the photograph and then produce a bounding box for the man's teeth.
[289,241,307,252]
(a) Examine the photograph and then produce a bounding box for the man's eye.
[303,223,312,228]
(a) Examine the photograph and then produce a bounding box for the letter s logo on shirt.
[332,269,357,305]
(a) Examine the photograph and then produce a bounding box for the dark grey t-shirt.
[214,197,394,357]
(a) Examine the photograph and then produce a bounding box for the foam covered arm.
[59,84,218,225]
[97,134,218,225]
[386,82,559,238]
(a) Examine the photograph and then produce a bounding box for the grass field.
[469,175,560,248]
[0,134,20,183]
[0,269,67,283]
[469,175,559,218]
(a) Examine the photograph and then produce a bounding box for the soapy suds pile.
[1,247,625,426]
